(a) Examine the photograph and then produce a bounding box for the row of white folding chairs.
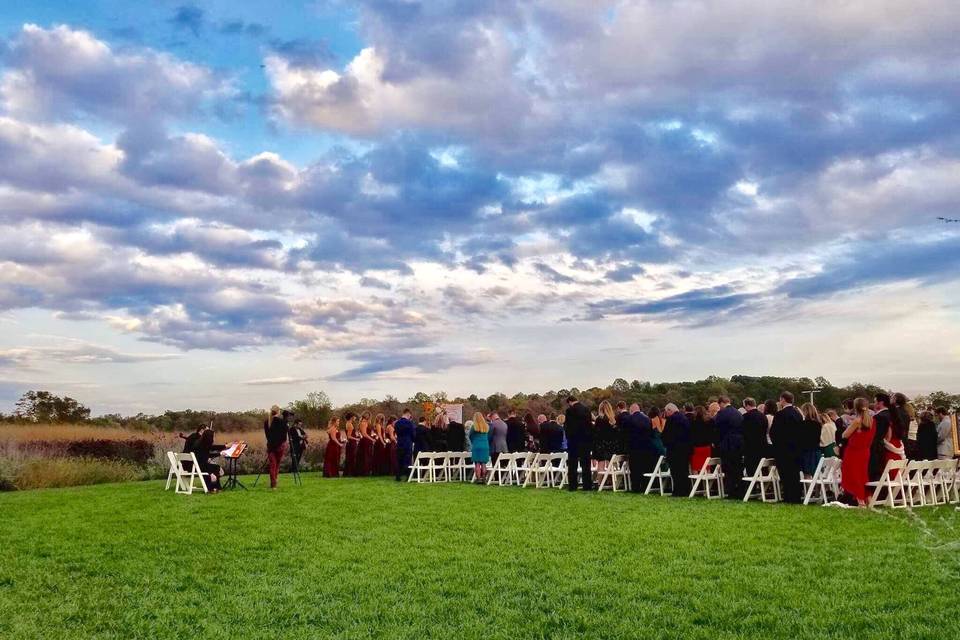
[164,451,210,495]
[597,454,632,492]
[407,452,476,483]
[871,458,960,508]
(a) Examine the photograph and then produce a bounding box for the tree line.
[4,376,957,431]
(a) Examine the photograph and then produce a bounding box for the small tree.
[287,391,332,430]
[14,390,91,423]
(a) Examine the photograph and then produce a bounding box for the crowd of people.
[312,391,956,507]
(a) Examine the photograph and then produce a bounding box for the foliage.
[11,458,140,490]
[13,390,90,423]
[286,391,332,429]
[0,479,956,638]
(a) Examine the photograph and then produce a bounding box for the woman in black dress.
[592,400,619,472]
[193,427,225,492]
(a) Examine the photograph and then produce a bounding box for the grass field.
[1,476,958,639]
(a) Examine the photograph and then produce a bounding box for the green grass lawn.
[1,476,958,639]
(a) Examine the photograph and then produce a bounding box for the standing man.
[288,417,308,469]
[624,402,657,492]
[769,391,804,503]
[741,398,767,479]
[264,405,288,490]
[564,396,593,491]
[662,403,692,497]
[869,393,893,481]
[936,407,955,460]
[394,409,416,481]
[715,395,744,499]
[505,410,526,453]
[488,412,509,463]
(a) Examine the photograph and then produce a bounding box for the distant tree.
[14,390,90,423]
[287,391,332,429]
[611,378,630,395]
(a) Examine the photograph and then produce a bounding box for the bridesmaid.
[323,416,344,478]
[372,413,388,475]
[386,416,398,477]
[841,397,876,507]
[343,413,359,477]
[356,412,375,476]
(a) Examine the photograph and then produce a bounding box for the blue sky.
[1,1,959,414]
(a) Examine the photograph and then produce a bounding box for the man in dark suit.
[714,395,744,498]
[622,402,657,492]
[741,397,768,480]
[505,410,526,453]
[769,391,804,503]
[662,403,692,497]
[564,396,593,491]
[869,393,892,481]
[393,409,416,481]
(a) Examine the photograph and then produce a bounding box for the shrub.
[14,458,140,490]
[65,439,154,464]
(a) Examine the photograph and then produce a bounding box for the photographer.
[288,417,308,468]
[264,405,288,489]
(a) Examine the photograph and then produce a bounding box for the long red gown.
[344,429,358,476]
[690,445,712,474]
[373,437,388,475]
[356,437,374,476]
[842,423,875,502]
[323,433,342,478]
[883,432,904,478]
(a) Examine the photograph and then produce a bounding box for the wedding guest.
[625,402,657,490]
[799,403,822,477]
[841,398,875,507]
[556,413,568,451]
[469,413,491,482]
[264,405,288,489]
[715,395,744,498]
[882,406,905,477]
[394,409,416,481]
[741,398,767,477]
[936,407,955,460]
[414,416,432,459]
[505,410,526,453]
[524,413,540,451]
[373,414,389,475]
[868,393,893,481]
[356,412,375,476]
[649,406,665,432]
[447,415,466,452]
[914,411,937,460]
[564,396,593,491]
[819,412,837,458]
[762,400,777,446]
[431,413,449,452]
[323,416,344,478]
[593,400,619,472]
[662,403,692,497]
[689,406,716,474]
[288,418,308,469]
[893,393,917,459]
[488,412,509,463]
[770,392,804,504]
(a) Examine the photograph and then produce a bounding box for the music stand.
[221,441,248,490]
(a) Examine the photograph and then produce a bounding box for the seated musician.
[193,427,226,492]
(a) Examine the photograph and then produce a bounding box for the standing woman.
[356,412,375,476]
[524,413,540,452]
[468,413,491,483]
[593,400,618,473]
[841,398,876,507]
[194,426,225,492]
[689,406,716,473]
[819,411,837,459]
[648,406,667,458]
[372,414,388,476]
[882,402,906,476]
[343,413,359,477]
[323,416,344,478]
[385,416,399,476]
[762,400,778,448]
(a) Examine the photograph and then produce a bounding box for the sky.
[1,1,959,415]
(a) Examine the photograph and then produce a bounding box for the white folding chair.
[689,457,724,499]
[431,453,452,482]
[932,459,959,504]
[407,452,434,483]
[512,452,536,486]
[801,457,842,505]
[744,458,781,503]
[523,454,548,487]
[867,459,907,508]
[644,455,672,495]
[164,451,179,490]
[487,453,517,486]
[553,453,570,488]
[903,460,929,507]
[174,453,209,495]
[597,454,629,492]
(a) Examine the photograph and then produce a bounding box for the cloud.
[169,5,205,37]
[241,376,319,386]
[587,285,753,323]
[0,341,180,367]
[327,349,493,382]
[1,24,226,124]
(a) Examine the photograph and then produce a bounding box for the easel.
[221,441,248,490]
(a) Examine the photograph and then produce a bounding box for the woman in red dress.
[689,405,716,473]
[323,416,344,478]
[343,413,359,477]
[356,412,375,476]
[841,398,875,506]
[386,417,398,477]
[372,413,389,475]
[882,405,906,478]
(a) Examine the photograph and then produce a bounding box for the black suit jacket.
[741,409,767,457]
[769,405,803,456]
[564,402,593,453]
